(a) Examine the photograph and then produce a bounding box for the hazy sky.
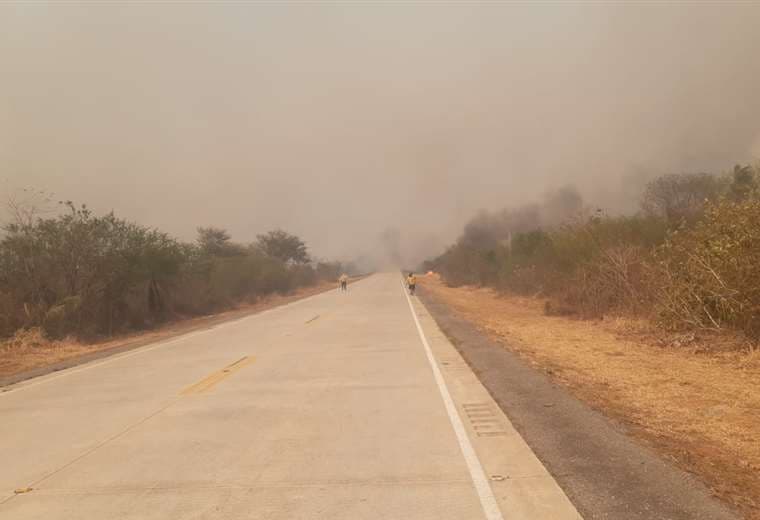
[2,2,760,264]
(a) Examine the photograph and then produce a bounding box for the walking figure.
[406,272,417,295]
[339,273,348,292]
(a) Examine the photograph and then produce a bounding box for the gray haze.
[2,2,760,267]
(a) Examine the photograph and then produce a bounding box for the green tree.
[256,229,309,264]
[196,227,242,257]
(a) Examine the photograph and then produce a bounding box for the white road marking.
[402,281,506,520]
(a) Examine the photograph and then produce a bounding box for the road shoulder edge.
[409,287,583,519]
[417,286,740,520]
[1,278,368,390]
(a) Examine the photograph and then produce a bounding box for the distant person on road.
[339,273,348,292]
[407,272,417,295]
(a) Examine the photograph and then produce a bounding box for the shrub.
[432,210,667,317]
[0,203,335,340]
[429,166,760,338]
[654,199,760,337]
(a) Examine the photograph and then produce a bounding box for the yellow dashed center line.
[181,356,255,395]
[306,312,330,324]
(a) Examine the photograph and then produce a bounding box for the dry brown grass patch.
[422,274,760,519]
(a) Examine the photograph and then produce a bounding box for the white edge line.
[402,280,505,520]
[0,279,356,396]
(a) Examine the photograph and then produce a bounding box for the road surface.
[0,273,581,519]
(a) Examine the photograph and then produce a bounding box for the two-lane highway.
[0,273,581,519]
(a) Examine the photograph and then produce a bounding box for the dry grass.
[0,281,340,379]
[0,328,85,375]
[421,274,760,519]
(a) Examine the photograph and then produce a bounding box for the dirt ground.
[0,280,342,381]
[421,274,760,519]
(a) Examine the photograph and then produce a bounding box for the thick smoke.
[2,2,759,268]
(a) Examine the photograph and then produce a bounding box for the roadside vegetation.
[426,163,760,343]
[421,275,760,518]
[0,199,351,343]
[423,162,760,517]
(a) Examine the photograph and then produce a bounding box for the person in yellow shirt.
[406,272,417,295]
[339,273,348,292]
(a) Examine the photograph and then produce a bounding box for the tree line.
[0,201,350,339]
[426,163,760,339]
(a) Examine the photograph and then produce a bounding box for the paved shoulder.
[408,286,582,519]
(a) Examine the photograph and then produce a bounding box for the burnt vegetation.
[426,163,760,341]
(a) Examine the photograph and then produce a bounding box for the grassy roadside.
[420,274,760,519]
[0,279,348,381]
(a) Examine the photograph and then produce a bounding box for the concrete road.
[0,273,581,520]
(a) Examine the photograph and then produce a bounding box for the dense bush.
[433,211,666,315]
[0,203,348,339]
[429,164,760,337]
[654,199,760,336]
